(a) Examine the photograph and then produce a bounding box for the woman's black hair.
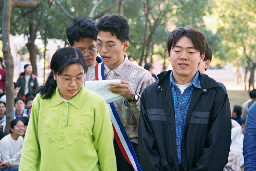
[10,118,25,133]
[38,47,87,99]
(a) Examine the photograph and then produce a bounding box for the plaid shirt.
[170,71,201,164]
[85,56,154,143]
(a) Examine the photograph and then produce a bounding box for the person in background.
[128,55,135,62]
[14,97,28,119]
[197,43,227,92]
[0,155,5,170]
[138,26,231,170]
[16,64,38,99]
[0,83,20,104]
[0,58,6,98]
[26,106,32,118]
[231,105,243,125]
[197,43,211,74]
[0,101,6,133]
[224,119,244,171]
[19,117,29,139]
[144,63,158,81]
[0,124,6,140]
[242,89,256,121]
[25,96,34,109]
[0,118,25,171]
[19,47,116,171]
[66,17,102,67]
[243,102,256,170]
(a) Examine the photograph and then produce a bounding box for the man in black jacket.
[138,27,231,171]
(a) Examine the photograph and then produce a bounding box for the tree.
[215,0,256,90]
[2,0,41,134]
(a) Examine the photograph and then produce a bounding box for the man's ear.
[201,53,205,61]
[123,41,129,52]
[167,50,171,61]
[204,60,211,69]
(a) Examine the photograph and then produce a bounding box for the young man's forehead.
[97,31,120,42]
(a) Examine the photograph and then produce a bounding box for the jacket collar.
[158,70,220,89]
[51,86,87,109]
[170,71,201,89]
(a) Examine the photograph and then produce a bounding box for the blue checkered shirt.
[170,71,201,164]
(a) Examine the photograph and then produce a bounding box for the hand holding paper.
[85,79,124,103]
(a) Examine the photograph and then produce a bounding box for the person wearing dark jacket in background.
[16,64,38,99]
[138,26,231,171]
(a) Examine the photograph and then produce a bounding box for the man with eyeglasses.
[85,14,154,171]
[66,17,102,67]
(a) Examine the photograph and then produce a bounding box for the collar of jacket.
[50,86,87,109]
[157,70,221,90]
[20,73,35,79]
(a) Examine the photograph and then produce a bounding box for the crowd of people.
[0,14,255,171]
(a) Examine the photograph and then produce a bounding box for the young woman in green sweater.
[19,47,116,171]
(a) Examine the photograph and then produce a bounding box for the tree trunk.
[244,70,248,91]
[139,20,148,66]
[2,0,41,133]
[26,19,38,76]
[248,63,256,91]
[119,0,123,16]
[2,0,14,134]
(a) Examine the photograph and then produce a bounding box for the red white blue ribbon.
[95,62,142,171]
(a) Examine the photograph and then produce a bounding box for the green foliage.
[6,0,253,68]
[215,0,256,66]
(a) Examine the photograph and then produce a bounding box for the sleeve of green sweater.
[93,99,117,171]
[19,95,41,171]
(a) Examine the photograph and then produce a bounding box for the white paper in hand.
[84,79,124,103]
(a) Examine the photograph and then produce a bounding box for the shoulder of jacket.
[31,74,37,79]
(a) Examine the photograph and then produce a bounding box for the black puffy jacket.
[138,71,231,171]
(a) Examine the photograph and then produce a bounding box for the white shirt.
[24,75,30,95]
[176,83,190,94]
[0,134,23,162]
[0,115,6,132]
[231,120,244,166]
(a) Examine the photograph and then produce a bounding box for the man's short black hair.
[66,17,97,46]
[167,26,206,55]
[204,43,212,61]
[25,96,34,105]
[14,97,25,104]
[0,101,6,107]
[233,105,242,118]
[249,89,256,99]
[144,63,153,71]
[96,14,130,42]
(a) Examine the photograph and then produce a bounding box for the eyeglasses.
[15,125,25,129]
[58,74,85,85]
[77,47,97,54]
[96,41,125,50]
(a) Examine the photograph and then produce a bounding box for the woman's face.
[11,120,25,137]
[54,63,85,100]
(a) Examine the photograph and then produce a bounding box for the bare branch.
[54,0,74,20]
[21,6,40,18]
[12,0,41,8]
[89,0,104,18]
[92,0,119,20]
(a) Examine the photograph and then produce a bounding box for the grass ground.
[227,90,249,108]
